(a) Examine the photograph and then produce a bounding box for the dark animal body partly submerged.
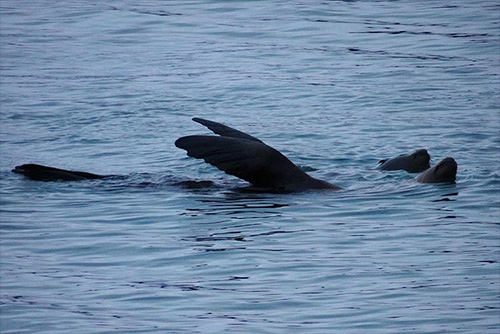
[11,118,458,190]
[415,157,457,183]
[175,118,341,192]
[378,149,431,173]
[12,164,106,181]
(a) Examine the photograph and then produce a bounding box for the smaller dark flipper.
[12,164,106,181]
[192,117,263,143]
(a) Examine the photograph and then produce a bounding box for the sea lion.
[416,157,457,183]
[12,164,217,190]
[378,149,430,173]
[12,164,106,181]
[175,118,341,192]
[13,119,455,190]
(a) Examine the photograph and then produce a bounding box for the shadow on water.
[185,197,289,217]
[5,167,461,207]
[180,191,292,222]
[35,172,225,194]
[176,190,311,254]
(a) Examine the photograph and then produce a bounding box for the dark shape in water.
[378,149,431,173]
[175,180,215,189]
[175,118,341,192]
[416,157,457,184]
[12,119,457,189]
[12,164,106,181]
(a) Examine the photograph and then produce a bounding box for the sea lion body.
[416,157,457,183]
[175,118,341,192]
[12,119,456,191]
[12,164,105,181]
[378,149,430,173]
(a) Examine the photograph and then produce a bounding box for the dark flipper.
[12,164,106,181]
[175,135,338,191]
[192,117,263,143]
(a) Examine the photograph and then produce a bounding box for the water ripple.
[1,1,499,333]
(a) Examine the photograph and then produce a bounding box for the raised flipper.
[175,119,340,192]
[193,117,263,143]
[12,164,106,181]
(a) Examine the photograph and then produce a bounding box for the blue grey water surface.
[1,1,499,333]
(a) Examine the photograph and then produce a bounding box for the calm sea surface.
[1,1,499,333]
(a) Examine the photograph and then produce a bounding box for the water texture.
[1,1,499,333]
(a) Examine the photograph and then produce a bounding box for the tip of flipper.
[175,136,194,150]
[192,117,209,125]
[174,137,183,148]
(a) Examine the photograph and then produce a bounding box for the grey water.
[1,1,499,333]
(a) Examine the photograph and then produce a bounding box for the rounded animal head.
[12,164,43,174]
[429,157,457,183]
[410,149,431,171]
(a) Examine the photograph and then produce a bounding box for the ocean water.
[1,1,499,333]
